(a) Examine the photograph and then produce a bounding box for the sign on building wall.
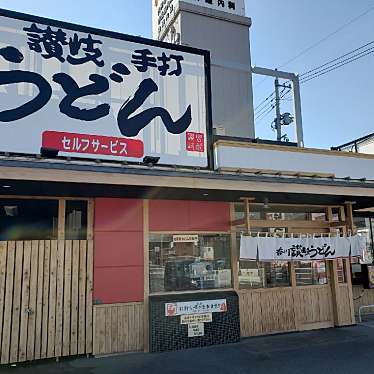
[152,0,246,39]
[0,9,210,167]
[165,299,227,316]
[172,234,199,243]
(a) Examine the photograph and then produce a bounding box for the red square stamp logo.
[186,132,205,153]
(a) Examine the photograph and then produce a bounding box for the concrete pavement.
[2,323,374,374]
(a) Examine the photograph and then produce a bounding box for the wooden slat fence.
[239,285,336,337]
[0,240,93,364]
[93,303,144,355]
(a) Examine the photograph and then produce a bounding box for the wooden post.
[326,205,356,326]
[344,202,356,324]
[243,198,252,233]
[230,203,239,291]
[143,200,150,353]
[58,199,66,240]
[338,206,347,236]
[345,202,356,235]
[325,207,340,326]
[87,199,94,241]
[344,257,356,324]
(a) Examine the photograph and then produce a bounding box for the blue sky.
[0,0,373,148]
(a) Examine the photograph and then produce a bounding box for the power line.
[255,40,374,124]
[255,88,291,124]
[300,40,374,77]
[254,84,291,118]
[300,46,374,83]
[254,95,276,118]
[252,4,374,89]
[255,105,275,124]
[257,41,374,107]
[300,48,374,84]
[255,46,374,123]
[278,4,374,69]
[254,91,275,111]
[255,104,274,120]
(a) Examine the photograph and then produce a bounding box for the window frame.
[148,231,234,295]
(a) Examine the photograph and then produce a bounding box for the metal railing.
[358,304,374,323]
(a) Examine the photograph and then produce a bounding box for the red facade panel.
[149,200,230,232]
[95,231,143,268]
[94,198,144,304]
[95,198,143,232]
[189,201,231,232]
[93,267,144,304]
[149,200,190,232]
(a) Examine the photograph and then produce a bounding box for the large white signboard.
[0,9,209,167]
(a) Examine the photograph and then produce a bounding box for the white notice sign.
[173,235,199,243]
[165,299,227,316]
[181,313,212,324]
[188,323,204,337]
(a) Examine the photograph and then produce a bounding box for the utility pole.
[274,76,282,141]
[252,66,304,147]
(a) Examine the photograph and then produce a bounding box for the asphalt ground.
[2,322,374,374]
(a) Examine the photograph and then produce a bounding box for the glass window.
[263,261,291,288]
[149,234,232,294]
[65,200,88,240]
[240,260,293,289]
[237,233,290,289]
[354,217,374,263]
[239,260,265,289]
[0,199,58,240]
[294,260,328,286]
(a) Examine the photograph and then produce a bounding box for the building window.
[239,260,291,289]
[294,261,328,286]
[239,260,265,289]
[65,200,88,240]
[149,233,232,294]
[263,261,291,288]
[354,216,374,263]
[0,199,58,240]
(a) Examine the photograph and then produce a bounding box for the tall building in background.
[152,0,255,138]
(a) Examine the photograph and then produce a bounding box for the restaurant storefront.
[0,6,373,366]
[0,195,363,361]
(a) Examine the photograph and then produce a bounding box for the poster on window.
[0,9,209,167]
[240,235,366,261]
